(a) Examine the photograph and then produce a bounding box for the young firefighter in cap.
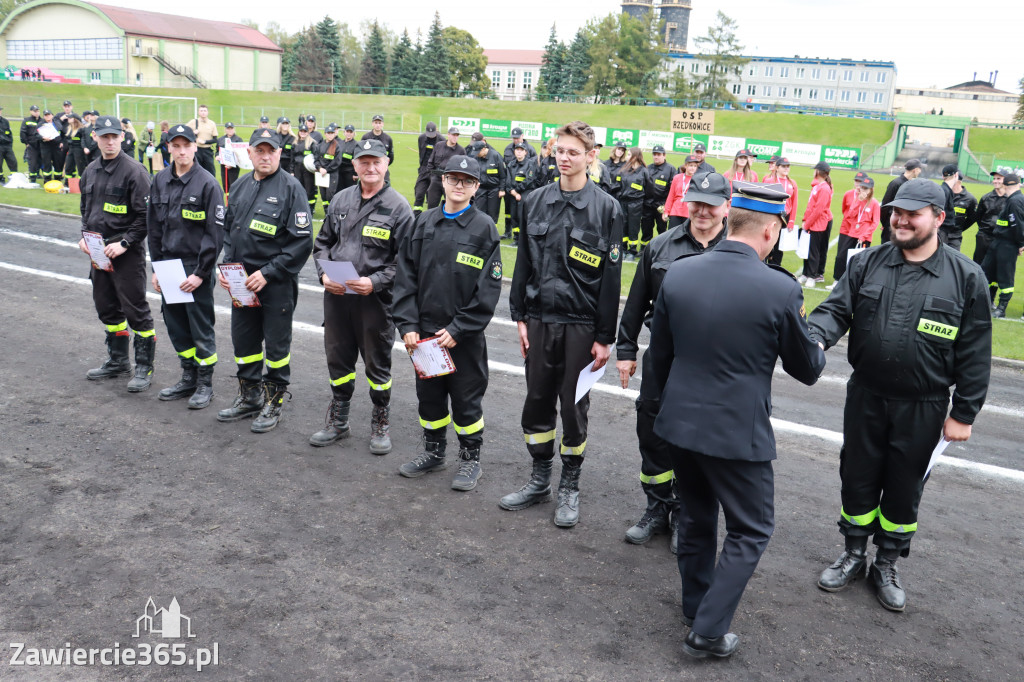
[604,144,628,196]
[505,142,538,241]
[616,171,730,551]
[938,164,960,247]
[38,110,62,183]
[467,135,507,225]
[648,180,823,659]
[21,105,42,181]
[950,172,977,254]
[973,169,1009,266]
[830,176,879,286]
[536,137,557,186]
[337,125,359,191]
[664,155,700,224]
[276,117,295,175]
[502,120,624,528]
[641,144,677,245]
[215,123,243,198]
[0,106,18,183]
[76,116,156,391]
[414,122,439,211]
[808,178,991,612]
[292,124,318,212]
[314,124,343,204]
[392,155,502,489]
[309,138,414,453]
[147,124,225,409]
[879,159,923,243]
[981,173,1024,318]
[258,115,270,129]
[692,142,715,174]
[424,127,465,209]
[186,104,218,177]
[765,158,799,266]
[56,100,78,172]
[305,116,323,144]
[217,128,314,432]
[617,147,647,261]
[502,127,537,230]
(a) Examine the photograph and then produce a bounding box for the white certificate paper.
[778,226,800,251]
[924,436,951,479]
[575,360,607,404]
[218,263,260,307]
[314,171,330,188]
[82,231,113,272]
[317,259,361,287]
[410,337,456,379]
[152,259,194,304]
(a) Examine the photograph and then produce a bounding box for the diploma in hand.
[218,263,260,307]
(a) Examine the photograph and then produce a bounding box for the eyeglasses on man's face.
[444,175,477,188]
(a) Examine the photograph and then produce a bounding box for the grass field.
[966,127,1024,159]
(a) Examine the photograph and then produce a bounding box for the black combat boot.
[369,404,392,455]
[451,445,482,491]
[86,331,132,380]
[251,382,290,433]
[871,548,907,612]
[309,399,351,446]
[399,434,447,477]
[818,536,869,592]
[126,335,156,392]
[216,379,264,422]
[498,457,553,510]
[553,457,583,528]
[159,362,197,401]
[187,366,214,409]
[625,481,672,544]
[992,301,1008,318]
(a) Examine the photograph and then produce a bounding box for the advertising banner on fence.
[542,123,560,140]
[639,130,675,150]
[782,141,822,166]
[745,138,783,160]
[709,135,746,158]
[448,117,480,135]
[670,109,715,134]
[480,119,511,138]
[606,128,639,147]
[821,145,860,169]
[672,133,710,154]
[511,120,543,140]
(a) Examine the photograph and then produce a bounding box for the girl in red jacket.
[831,176,880,284]
[765,157,799,266]
[800,161,833,285]
[723,148,758,184]
[664,155,700,224]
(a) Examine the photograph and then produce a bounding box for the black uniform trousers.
[295,167,317,211]
[162,276,217,368]
[40,140,61,180]
[63,146,85,178]
[416,333,488,448]
[231,278,298,386]
[837,383,947,554]
[833,234,865,282]
[671,446,774,638]
[473,188,502,225]
[981,238,1018,305]
[635,358,675,502]
[318,172,339,205]
[0,144,18,176]
[802,221,833,279]
[195,148,216,178]
[338,170,357,192]
[90,244,154,333]
[219,165,240,197]
[640,204,667,247]
[620,198,643,253]
[767,229,786,266]
[502,193,514,224]
[26,143,41,179]
[510,193,530,238]
[521,319,594,460]
[972,231,993,267]
[323,291,393,407]
[938,227,962,252]
[413,166,432,209]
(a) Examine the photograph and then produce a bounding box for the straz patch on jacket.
[362,226,390,240]
[103,202,127,214]
[570,246,602,268]
[249,219,278,236]
[456,252,484,269]
[182,209,206,220]
[917,318,958,340]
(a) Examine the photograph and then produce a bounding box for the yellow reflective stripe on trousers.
[105,321,128,333]
[330,372,356,386]
[135,329,156,338]
[524,430,556,445]
[367,377,393,391]
[177,347,197,359]
[420,414,451,430]
[196,353,217,366]
[878,511,917,533]
[841,506,879,526]
[235,352,264,365]
[639,470,674,485]
[999,287,1015,294]
[453,418,484,435]
[265,354,290,369]
[560,439,586,455]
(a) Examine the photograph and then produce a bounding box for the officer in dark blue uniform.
[647,181,825,659]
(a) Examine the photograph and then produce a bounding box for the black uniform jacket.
[808,243,991,423]
[336,138,359,180]
[278,133,297,174]
[509,179,624,344]
[648,241,825,461]
[475,147,507,190]
[618,164,647,202]
[426,141,466,176]
[20,115,41,147]
[975,190,1006,236]
[361,131,394,165]
[0,116,13,147]
[314,139,343,174]
[393,205,502,342]
[538,155,558,185]
[993,191,1024,248]
[417,133,437,168]
[951,188,978,235]
[880,173,910,230]
[503,140,537,165]
[313,183,415,303]
[80,151,151,247]
[616,220,726,362]
[147,163,226,281]
[214,134,243,164]
[644,161,676,206]
[505,157,538,194]
[221,167,313,282]
[292,138,316,171]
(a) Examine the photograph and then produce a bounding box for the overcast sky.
[117,0,1021,92]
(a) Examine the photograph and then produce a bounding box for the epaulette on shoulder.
[767,262,798,281]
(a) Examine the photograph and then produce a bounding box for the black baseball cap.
[942,163,959,177]
[167,123,196,143]
[884,178,946,210]
[860,176,875,189]
[93,116,122,135]
[1003,173,1021,186]
[904,159,923,171]
[372,114,383,122]
[63,100,72,106]
[693,142,707,152]
[42,109,52,116]
[813,161,831,173]
[990,167,1009,177]
[731,181,789,216]
[224,122,235,128]
[652,145,666,154]
[249,128,281,149]
[260,115,269,123]
[736,148,756,158]
[306,115,316,122]
[442,155,480,181]
[448,126,460,135]
[29,105,39,111]
[425,121,437,135]
[854,171,870,183]
[513,142,527,150]
[685,172,731,206]
[471,132,484,142]
[684,155,700,164]
[277,116,289,124]
[511,127,523,137]
[767,154,781,164]
[344,124,355,132]
[298,124,308,132]
[325,124,338,133]
[354,138,387,158]
[776,157,791,166]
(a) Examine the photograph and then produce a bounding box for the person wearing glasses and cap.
[414,121,439,212]
[309,138,414,454]
[215,122,243,197]
[393,155,502,490]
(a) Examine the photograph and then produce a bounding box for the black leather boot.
[625,482,671,544]
[159,362,197,401]
[369,404,392,455]
[187,366,214,409]
[818,536,869,592]
[126,335,156,392]
[251,382,290,433]
[993,301,1008,318]
[216,379,264,422]
[871,549,907,612]
[451,446,482,491]
[498,457,553,510]
[87,331,131,380]
[553,457,583,528]
[309,399,351,446]
[399,435,447,477]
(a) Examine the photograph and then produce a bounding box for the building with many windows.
[893,80,1019,124]
[0,0,281,90]
[483,49,543,102]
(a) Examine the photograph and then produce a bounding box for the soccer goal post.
[115,94,198,128]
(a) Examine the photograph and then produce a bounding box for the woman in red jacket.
[800,161,834,285]
[766,157,799,265]
[664,154,700,225]
[723,148,758,184]
[831,176,880,285]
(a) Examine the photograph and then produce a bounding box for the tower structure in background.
[621,0,691,52]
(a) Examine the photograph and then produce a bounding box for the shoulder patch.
[609,245,621,264]
[295,211,310,228]
[490,260,503,280]
[767,263,799,281]
[215,205,226,221]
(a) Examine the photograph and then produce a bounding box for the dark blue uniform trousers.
[671,446,774,639]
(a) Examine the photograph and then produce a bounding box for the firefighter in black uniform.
[809,178,992,612]
[603,144,627,196]
[314,123,343,205]
[82,111,99,164]
[467,137,506,225]
[501,120,624,528]
[425,128,465,209]
[642,144,676,246]
[215,122,243,198]
[76,117,156,392]
[39,110,63,183]
[20,104,42,181]
[292,124,318,212]
[938,164,959,247]
[982,173,1024,318]
[361,114,394,182]
[216,129,314,433]
[505,142,538,242]
[973,169,1008,266]
[56,100,78,172]
[147,124,225,409]
[414,121,439,211]
[0,106,17,182]
[692,142,716,175]
[616,171,729,551]
[617,150,647,260]
[305,115,323,144]
[393,155,502,490]
[337,125,359,191]
[502,127,537,228]
[276,117,295,175]
[309,139,414,454]
[948,171,977,253]
[879,159,923,243]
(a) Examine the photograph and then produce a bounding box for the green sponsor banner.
[606,128,638,147]
[672,133,709,154]
[542,123,560,140]
[994,159,1024,175]
[821,145,860,169]
[480,119,511,138]
[745,139,782,160]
